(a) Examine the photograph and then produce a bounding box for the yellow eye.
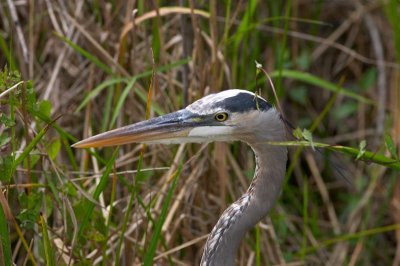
[215,112,229,122]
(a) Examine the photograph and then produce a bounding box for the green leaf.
[38,100,52,119]
[293,127,303,139]
[356,140,367,160]
[359,68,377,91]
[0,113,15,127]
[385,134,398,160]
[17,192,42,230]
[302,129,315,150]
[45,139,61,160]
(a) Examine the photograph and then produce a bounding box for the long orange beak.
[72,109,229,148]
[72,109,203,148]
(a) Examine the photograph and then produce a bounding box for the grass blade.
[265,140,400,170]
[301,223,400,255]
[114,153,143,266]
[109,77,137,128]
[39,213,55,266]
[255,225,260,266]
[143,165,182,265]
[76,78,127,113]
[75,58,190,115]
[0,200,12,266]
[56,34,113,75]
[0,35,17,71]
[77,148,119,239]
[269,70,374,104]
[12,121,51,170]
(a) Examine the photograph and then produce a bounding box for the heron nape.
[73,89,288,265]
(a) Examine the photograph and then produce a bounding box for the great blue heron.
[73,89,288,265]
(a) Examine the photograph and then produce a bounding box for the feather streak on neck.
[201,144,287,266]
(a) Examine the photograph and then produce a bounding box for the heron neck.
[201,144,287,266]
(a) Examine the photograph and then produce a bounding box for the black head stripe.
[219,93,272,113]
[186,90,272,115]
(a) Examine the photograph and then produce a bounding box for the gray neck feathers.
[201,110,287,266]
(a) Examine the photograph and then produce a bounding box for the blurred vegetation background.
[1,0,400,265]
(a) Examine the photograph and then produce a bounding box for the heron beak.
[72,109,198,148]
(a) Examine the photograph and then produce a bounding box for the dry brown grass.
[1,0,400,265]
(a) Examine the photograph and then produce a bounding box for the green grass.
[1,1,400,265]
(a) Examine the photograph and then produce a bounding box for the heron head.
[72,89,284,148]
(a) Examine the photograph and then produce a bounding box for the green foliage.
[17,192,43,230]
[0,113,15,127]
[0,66,20,86]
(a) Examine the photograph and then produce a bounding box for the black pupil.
[217,114,225,120]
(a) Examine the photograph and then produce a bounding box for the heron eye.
[215,112,229,122]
